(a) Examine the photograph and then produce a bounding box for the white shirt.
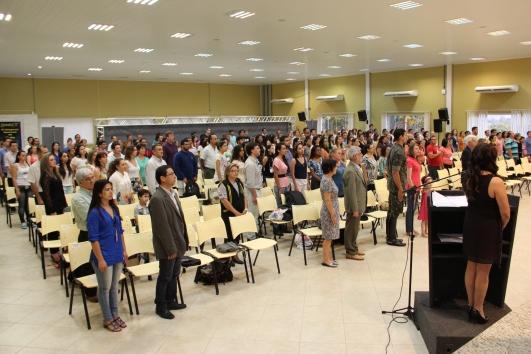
[60,167,73,187]
[14,163,30,187]
[244,156,263,189]
[160,185,182,218]
[109,171,132,202]
[201,145,218,169]
[146,156,167,194]
[4,151,16,177]
[27,161,42,192]
[107,153,124,168]
[71,157,87,171]
[125,159,140,180]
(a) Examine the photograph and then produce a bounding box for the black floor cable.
[385,235,411,354]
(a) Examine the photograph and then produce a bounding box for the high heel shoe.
[467,305,473,321]
[470,309,489,324]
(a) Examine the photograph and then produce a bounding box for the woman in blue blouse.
[88,180,128,332]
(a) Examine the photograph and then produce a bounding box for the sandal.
[103,320,121,332]
[321,262,337,268]
[113,317,127,329]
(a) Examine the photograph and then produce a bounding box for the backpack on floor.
[194,259,233,285]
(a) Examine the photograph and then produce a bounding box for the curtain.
[466,111,489,133]
[511,110,531,134]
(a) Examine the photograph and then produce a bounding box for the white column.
[445,64,452,132]
[304,79,310,119]
[365,72,371,126]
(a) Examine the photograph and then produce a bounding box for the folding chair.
[304,188,322,204]
[59,223,81,297]
[201,203,221,221]
[5,186,18,228]
[365,191,387,245]
[38,212,74,279]
[256,194,291,238]
[290,203,323,266]
[136,214,152,233]
[180,195,200,210]
[118,203,138,225]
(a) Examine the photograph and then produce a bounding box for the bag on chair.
[183,182,201,198]
[194,259,233,285]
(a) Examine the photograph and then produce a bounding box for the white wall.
[39,117,95,144]
[0,114,39,144]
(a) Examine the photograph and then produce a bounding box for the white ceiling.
[0,0,530,84]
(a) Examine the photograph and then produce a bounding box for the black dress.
[463,174,502,264]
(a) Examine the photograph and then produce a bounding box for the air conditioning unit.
[384,90,418,97]
[270,98,294,104]
[474,85,519,93]
[315,94,344,101]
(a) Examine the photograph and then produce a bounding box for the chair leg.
[288,230,296,256]
[242,252,250,284]
[120,281,124,301]
[253,250,260,266]
[331,241,336,261]
[64,263,69,298]
[177,276,184,304]
[60,259,64,286]
[247,249,255,283]
[273,247,280,274]
[122,279,133,315]
[129,274,139,315]
[302,233,308,266]
[40,243,46,280]
[372,221,378,245]
[80,286,91,330]
[68,281,75,314]
[212,262,220,295]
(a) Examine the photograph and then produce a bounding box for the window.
[382,112,430,131]
[318,113,353,132]
[467,110,531,135]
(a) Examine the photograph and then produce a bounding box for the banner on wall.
[0,121,22,146]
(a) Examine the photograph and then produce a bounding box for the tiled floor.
[1,194,530,354]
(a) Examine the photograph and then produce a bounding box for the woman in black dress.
[463,143,510,324]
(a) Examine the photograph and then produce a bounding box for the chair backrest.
[265,178,275,189]
[261,186,273,197]
[183,208,201,247]
[137,214,152,233]
[201,203,221,221]
[366,190,379,208]
[194,217,227,246]
[68,241,92,272]
[305,188,322,204]
[124,231,154,257]
[122,218,135,234]
[257,194,277,215]
[229,213,258,239]
[338,197,346,215]
[506,159,516,169]
[454,160,462,172]
[374,178,389,203]
[514,164,525,176]
[496,161,508,178]
[292,203,319,225]
[64,193,74,207]
[28,197,36,215]
[5,186,16,200]
[180,195,199,210]
[60,224,80,248]
[35,205,46,222]
[41,212,74,235]
[118,203,138,222]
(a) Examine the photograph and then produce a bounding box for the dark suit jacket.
[148,187,188,260]
[461,147,472,171]
[343,162,367,214]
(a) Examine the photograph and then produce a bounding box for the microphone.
[405,171,462,193]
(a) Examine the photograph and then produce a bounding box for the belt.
[277,174,287,178]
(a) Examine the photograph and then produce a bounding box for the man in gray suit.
[343,147,367,261]
[149,165,189,319]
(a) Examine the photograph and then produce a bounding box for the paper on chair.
[431,191,468,207]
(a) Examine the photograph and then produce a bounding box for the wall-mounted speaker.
[434,119,443,133]
[357,110,367,122]
[297,112,306,121]
[438,108,449,122]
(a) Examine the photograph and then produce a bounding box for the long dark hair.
[89,180,120,214]
[58,152,72,178]
[108,158,123,177]
[463,143,498,202]
[231,144,245,162]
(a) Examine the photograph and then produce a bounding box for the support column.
[304,79,310,119]
[365,72,371,127]
[445,64,453,132]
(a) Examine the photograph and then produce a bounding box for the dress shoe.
[232,256,244,265]
[356,250,365,256]
[87,296,99,303]
[156,309,175,320]
[470,309,489,324]
[386,239,406,247]
[346,254,364,261]
[167,302,187,311]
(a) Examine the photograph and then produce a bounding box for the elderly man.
[343,146,367,260]
[461,135,479,172]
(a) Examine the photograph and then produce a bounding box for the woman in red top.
[406,141,421,235]
[441,139,454,169]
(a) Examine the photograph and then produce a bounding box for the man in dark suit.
[149,165,189,319]
[343,146,368,260]
[461,134,479,172]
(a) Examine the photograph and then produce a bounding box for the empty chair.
[256,194,291,237]
[201,203,221,221]
[39,212,74,279]
[180,195,200,210]
[365,191,387,245]
[304,188,322,204]
[117,203,138,224]
[59,223,81,297]
[4,186,19,228]
[291,203,322,266]
[136,214,152,233]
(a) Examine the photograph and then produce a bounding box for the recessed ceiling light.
[44,56,63,61]
[293,47,314,52]
[246,57,263,62]
[339,53,356,57]
[170,32,192,39]
[228,10,255,19]
[162,62,178,66]
[287,72,299,75]
[62,42,84,49]
[37,66,43,69]
[377,58,391,62]
[27,73,32,76]
[88,24,114,31]
[409,63,423,67]
[487,30,510,37]
[249,68,264,72]
[319,74,331,77]
[290,61,305,65]
[360,68,369,72]
[521,41,531,45]
[469,57,486,61]
[357,34,380,40]
[88,67,102,71]
[108,59,125,64]
[179,72,194,75]
[0,13,13,22]
[254,76,266,79]
[328,65,341,69]
[238,40,261,46]
[403,43,423,48]
[219,74,232,77]
[195,53,213,58]
[286,78,296,81]
[300,24,327,31]
[209,65,224,69]
[445,18,473,25]
[440,51,457,55]
[134,48,154,53]
[126,0,159,5]
[139,70,151,73]
[390,1,422,10]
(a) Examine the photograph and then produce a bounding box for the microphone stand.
[381,171,462,326]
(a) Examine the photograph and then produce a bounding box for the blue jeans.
[405,189,417,234]
[91,260,123,322]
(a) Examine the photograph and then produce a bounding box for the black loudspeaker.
[434,119,443,133]
[297,112,306,121]
[357,110,367,122]
[438,108,449,122]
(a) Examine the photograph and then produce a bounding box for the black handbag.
[180,255,201,267]
[183,181,201,198]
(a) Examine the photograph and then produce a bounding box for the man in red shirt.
[426,136,443,179]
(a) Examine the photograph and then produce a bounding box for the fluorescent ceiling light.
[195,53,213,58]
[300,24,327,31]
[403,43,423,48]
[390,1,423,10]
[339,53,356,57]
[409,63,423,67]
[88,67,102,71]
[108,59,125,64]
[209,65,223,69]
[293,47,314,52]
[328,65,341,69]
[37,66,43,69]
[45,56,63,61]
[170,32,192,39]
[521,41,531,45]
[289,61,305,65]
[126,0,159,5]
[27,73,32,76]
[319,74,331,77]
[246,57,263,62]
[179,72,194,75]
[357,34,380,40]
[360,68,369,72]
[0,13,13,22]
[238,40,261,46]
[440,51,457,55]
[88,24,114,31]
[287,72,299,75]
[139,70,151,73]
[286,78,296,81]
[469,57,485,61]
[377,58,391,62]
[134,48,154,53]
[487,30,510,37]
[254,76,266,79]
[249,68,264,72]
[63,42,84,49]
[219,74,232,77]
[445,17,473,25]
[162,62,178,66]
[228,10,255,19]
